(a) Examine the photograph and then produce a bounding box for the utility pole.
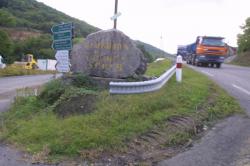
[114,0,118,29]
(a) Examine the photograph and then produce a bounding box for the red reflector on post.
[176,63,182,68]
[176,55,183,82]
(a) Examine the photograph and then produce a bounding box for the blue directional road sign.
[51,23,73,33]
[52,23,74,51]
[52,39,72,50]
[53,31,72,41]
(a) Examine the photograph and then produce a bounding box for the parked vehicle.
[14,54,38,69]
[185,36,227,68]
[23,54,38,69]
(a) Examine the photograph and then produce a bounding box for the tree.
[0,9,17,27]
[237,17,250,53]
[21,34,55,59]
[137,44,154,63]
[0,30,14,63]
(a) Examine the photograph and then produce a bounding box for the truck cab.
[187,36,227,68]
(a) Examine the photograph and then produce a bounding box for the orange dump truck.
[186,36,227,68]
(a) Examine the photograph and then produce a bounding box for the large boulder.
[71,29,147,78]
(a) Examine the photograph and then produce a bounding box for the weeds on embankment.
[0,60,242,163]
[0,64,56,77]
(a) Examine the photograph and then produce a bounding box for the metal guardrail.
[109,65,176,94]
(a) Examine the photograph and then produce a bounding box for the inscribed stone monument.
[71,29,147,78]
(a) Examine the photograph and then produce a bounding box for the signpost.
[56,63,70,73]
[55,50,70,73]
[55,50,69,61]
[52,39,72,50]
[111,12,121,21]
[113,0,119,29]
[53,31,72,41]
[51,23,73,33]
[51,23,74,73]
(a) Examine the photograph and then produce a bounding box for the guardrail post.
[176,55,182,82]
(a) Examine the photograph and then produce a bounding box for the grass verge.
[0,64,56,77]
[145,59,172,77]
[0,60,242,162]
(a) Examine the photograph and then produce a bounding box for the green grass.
[145,59,172,77]
[0,64,56,77]
[0,60,242,159]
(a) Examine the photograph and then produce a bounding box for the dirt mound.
[54,94,96,118]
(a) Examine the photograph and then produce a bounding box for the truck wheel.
[192,59,195,65]
[195,61,199,66]
[216,63,221,68]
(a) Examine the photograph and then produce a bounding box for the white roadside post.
[176,55,183,82]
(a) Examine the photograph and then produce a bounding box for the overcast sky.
[37,0,250,53]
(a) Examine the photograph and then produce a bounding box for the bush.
[237,17,250,53]
[137,44,154,63]
[0,30,14,63]
[21,34,55,59]
[39,79,68,105]
[0,9,17,27]
[71,74,95,88]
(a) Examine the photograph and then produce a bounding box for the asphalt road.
[0,74,55,94]
[159,64,250,166]
[0,74,58,113]
[0,74,56,166]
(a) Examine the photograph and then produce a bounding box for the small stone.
[203,125,208,131]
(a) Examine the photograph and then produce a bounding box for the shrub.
[0,30,14,64]
[39,79,68,105]
[71,74,94,88]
